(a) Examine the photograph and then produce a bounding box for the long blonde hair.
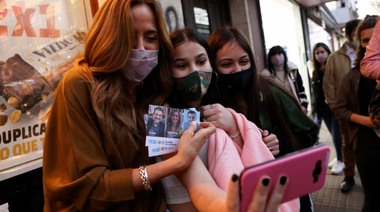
[75,0,173,142]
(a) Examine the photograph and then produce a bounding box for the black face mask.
[173,70,212,102]
[217,67,253,92]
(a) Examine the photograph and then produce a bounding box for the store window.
[259,0,311,113]
[181,0,230,38]
[307,18,333,53]
[0,0,90,176]
[0,1,94,210]
[194,4,210,36]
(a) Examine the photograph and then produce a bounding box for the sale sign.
[0,0,88,171]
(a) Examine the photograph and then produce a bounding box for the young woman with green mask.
[160,28,298,212]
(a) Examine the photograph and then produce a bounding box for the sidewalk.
[310,122,364,212]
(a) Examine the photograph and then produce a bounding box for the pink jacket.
[208,109,300,211]
[361,19,380,84]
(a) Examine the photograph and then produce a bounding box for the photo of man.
[183,109,200,132]
[146,106,165,137]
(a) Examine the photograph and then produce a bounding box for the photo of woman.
[165,108,183,138]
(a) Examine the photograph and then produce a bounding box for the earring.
[213,71,219,83]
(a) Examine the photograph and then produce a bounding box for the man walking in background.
[323,19,361,193]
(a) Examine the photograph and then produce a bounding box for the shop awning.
[295,0,336,7]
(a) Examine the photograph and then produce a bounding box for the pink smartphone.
[240,145,330,211]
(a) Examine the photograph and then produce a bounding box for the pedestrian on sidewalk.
[262,46,309,114]
[323,18,361,192]
[310,43,344,175]
[336,15,380,211]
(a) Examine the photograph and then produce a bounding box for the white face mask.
[121,49,158,82]
[271,54,285,67]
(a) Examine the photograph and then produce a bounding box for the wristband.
[139,165,152,191]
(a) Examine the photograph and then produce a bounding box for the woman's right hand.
[174,121,216,171]
[364,116,378,128]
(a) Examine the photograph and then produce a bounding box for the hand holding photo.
[145,104,201,157]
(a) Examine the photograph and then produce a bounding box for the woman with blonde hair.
[43,0,214,211]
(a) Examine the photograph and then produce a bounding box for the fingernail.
[262,178,270,186]
[280,176,287,185]
[191,121,196,126]
[231,174,238,182]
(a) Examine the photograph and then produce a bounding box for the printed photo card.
[145,104,201,157]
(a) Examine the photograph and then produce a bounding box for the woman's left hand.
[201,103,239,136]
[162,121,216,168]
[261,130,280,156]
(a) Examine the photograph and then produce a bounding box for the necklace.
[276,74,286,84]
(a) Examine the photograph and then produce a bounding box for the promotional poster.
[0,0,87,171]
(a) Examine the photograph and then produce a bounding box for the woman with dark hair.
[168,28,219,110]
[162,27,298,212]
[263,45,309,113]
[310,42,344,174]
[208,26,319,212]
[311,42,332,128]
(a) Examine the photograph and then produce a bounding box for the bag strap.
[288,69,300,100]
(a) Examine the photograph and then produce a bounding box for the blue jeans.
[322,105,343,161]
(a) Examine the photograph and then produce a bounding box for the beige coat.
[323,42,353,112]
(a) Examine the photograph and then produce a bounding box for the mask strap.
[213,71,219,83]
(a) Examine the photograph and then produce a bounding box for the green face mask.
[173,70,212,101]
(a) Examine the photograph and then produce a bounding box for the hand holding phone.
[239,145,330,212]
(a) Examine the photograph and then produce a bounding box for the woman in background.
[335,15,380,211]
[311,42,344,174]
[262,46,309,113]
